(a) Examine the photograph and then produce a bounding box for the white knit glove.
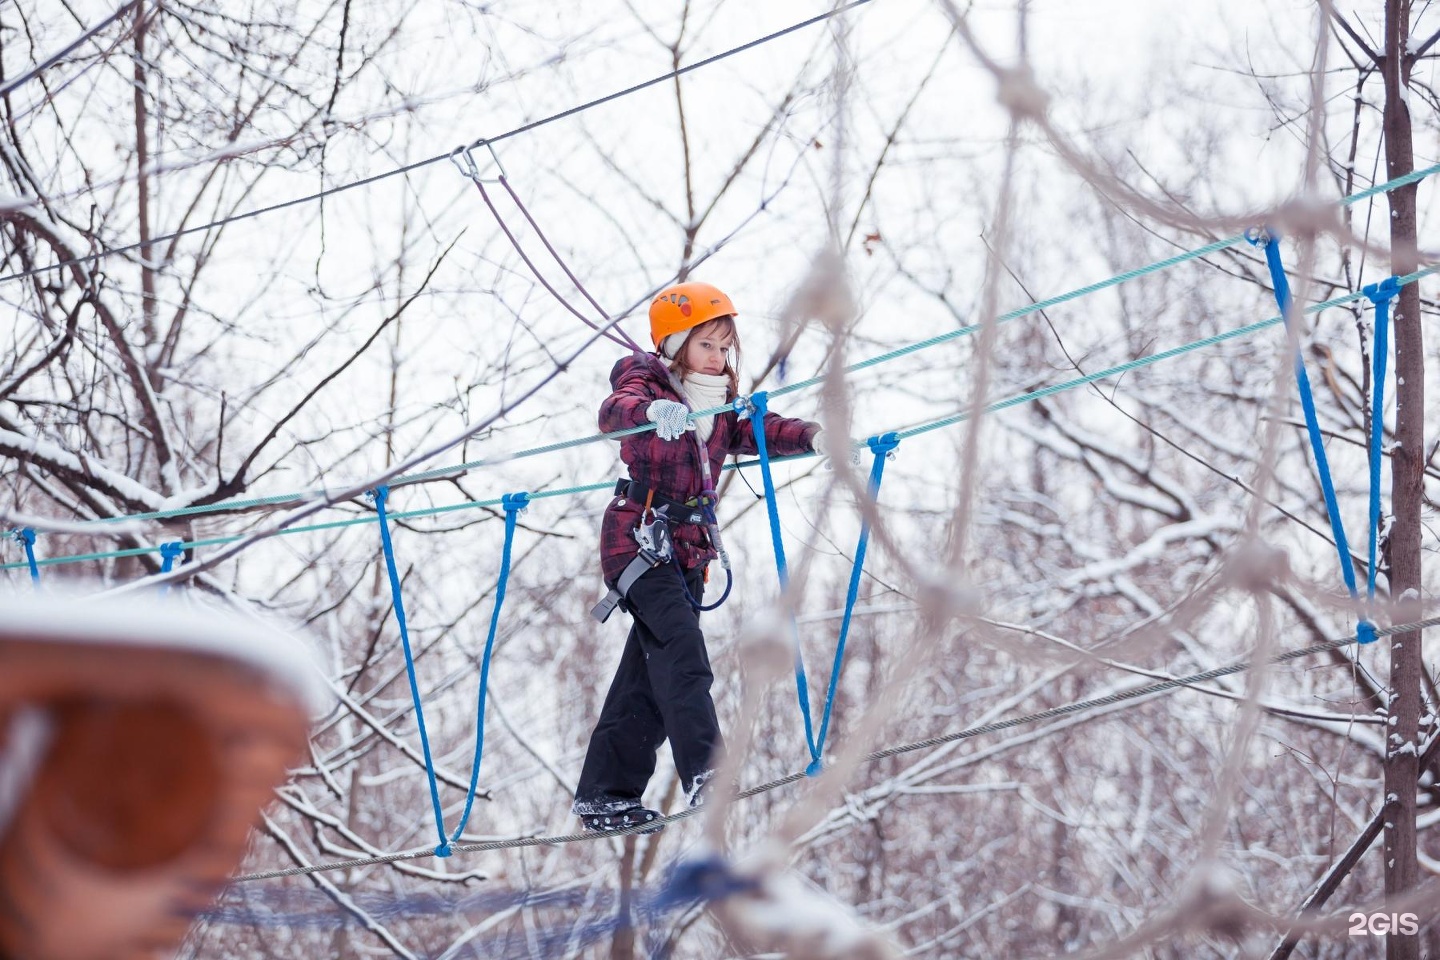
[647,399,693,441]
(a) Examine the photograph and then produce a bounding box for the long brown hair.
[665,315,741,398]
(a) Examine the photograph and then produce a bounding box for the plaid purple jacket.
[599,351,819,585]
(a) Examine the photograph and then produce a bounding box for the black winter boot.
[580,807,665,835]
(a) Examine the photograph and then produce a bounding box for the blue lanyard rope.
[810,433,900,776]
[744,391,820,767]
[1252,230,1375,644]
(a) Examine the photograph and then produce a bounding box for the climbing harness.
[589,477,728,622]
[451,142,641,353]
[1248,228,1378,644]
[370,484,528,856]
[590,490,676,623]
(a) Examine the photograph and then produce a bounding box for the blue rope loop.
[1357,277,1401,645]
[159,541,184,572]
[446,490,529,846]
[158,541,185,596]
[808,433,902,777]
[744,391,821,767]
[368,485,453,857]
[16,528,39,585]
[1252,231,1362,613]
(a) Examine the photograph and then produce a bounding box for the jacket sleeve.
[598,354,662,433]
[728,410,820,458]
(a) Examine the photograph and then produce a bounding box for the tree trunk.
[133,1,156,348]
[1381,3,1421,958]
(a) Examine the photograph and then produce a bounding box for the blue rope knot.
[867,431,901,459]
[1243,226,1275,248]
[368,485,389,508]
[158,541,186,595]
[1357,620,1378,645]
[16,528,35,548]
[501,491,530,514]
[159,541,184,571]
[805,757,824,777]
[1362,276,1401,305]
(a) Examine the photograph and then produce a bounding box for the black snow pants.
[573,562,722,815]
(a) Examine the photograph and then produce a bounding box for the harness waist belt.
[614,479,706,525]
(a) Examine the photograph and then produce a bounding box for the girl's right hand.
[646,399,692,441]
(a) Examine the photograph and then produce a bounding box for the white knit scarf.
[679,371,730,444]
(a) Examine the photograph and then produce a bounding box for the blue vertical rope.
[1360,278,1400,644]
[810,433,900,776]
[744,391,821,768]
[1251,230,1372,643]
[446,491,528,846]
[370,485,452,857]
[17,529,39,585]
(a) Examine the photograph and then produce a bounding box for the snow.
[0,586,331,715]
[0,428,165,511]
[719,865,902,959]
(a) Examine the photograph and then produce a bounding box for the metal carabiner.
[449,140,508,183]
[449,145,482,182]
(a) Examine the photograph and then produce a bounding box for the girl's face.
[682,321,735,376]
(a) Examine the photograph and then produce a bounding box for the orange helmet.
[648,282,736,349]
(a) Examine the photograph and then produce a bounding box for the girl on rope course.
[574,281,820,833]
